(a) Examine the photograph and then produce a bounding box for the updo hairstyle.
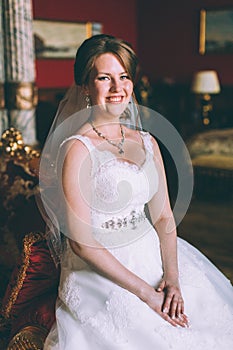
[74,34,138,86]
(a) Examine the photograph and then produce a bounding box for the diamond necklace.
[90,121,125,154]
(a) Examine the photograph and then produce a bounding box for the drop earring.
[86,95,91,108]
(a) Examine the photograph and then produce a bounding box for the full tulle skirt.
[44,222,233,350]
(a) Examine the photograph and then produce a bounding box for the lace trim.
[62,132,154,170]
[59,274,139,344]
[58,272,80,319]
[103,156,147,173]
[175,241,233,349]
[178,241,208,288]
[77,290,138,344]
[156,303,233,350]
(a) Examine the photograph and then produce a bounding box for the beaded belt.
[101,210,146,230]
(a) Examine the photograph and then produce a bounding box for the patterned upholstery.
[7,325,47,350]
[0,128,59,349]
[1,232,59,349]
[186,128,233,199]
[187,128,233,169]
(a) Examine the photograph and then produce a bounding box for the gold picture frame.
[33,20,102,59]
[199,8,233,55]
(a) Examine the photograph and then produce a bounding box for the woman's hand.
[156,278,189,327]
[140,285,188,328]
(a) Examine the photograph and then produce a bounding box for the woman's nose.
[110,78,121,92]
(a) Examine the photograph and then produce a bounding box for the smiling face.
[85,53,134,119]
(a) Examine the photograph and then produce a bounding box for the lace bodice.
[63,132,158,230]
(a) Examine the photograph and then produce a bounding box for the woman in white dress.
[40,34,233,349]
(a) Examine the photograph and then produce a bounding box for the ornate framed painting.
[33,20,102,59]
[199,8,233,54]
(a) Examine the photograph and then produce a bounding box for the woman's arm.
[148,137,188,323]
[61,139,187,327]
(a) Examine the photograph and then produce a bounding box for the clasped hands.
[144,278,189,328]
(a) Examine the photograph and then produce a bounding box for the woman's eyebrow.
[97,71,127,75]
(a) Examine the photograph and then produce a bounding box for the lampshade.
[191,70,220,94]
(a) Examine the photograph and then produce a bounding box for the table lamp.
[191,70,220,126]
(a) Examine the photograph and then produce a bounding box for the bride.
[39,34,233,349]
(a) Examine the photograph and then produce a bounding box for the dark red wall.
[137,0,233,86]
[33,0,233,88]
[32,0,137,88]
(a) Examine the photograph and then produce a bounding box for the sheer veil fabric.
[37,84,142,264]
[37,83,194,264]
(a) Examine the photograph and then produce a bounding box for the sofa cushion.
[187,128,233,159]
[1,232,59,320]
[192,154,233,170]
[9,290,57,339]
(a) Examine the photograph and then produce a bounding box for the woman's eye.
[97,76,109,81]
[120,75,130,80]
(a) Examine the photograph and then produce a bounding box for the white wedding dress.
[44,132,233,350]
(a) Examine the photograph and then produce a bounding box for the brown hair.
[74,34,138,86]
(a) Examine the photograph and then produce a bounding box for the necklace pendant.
[91,121,125,155]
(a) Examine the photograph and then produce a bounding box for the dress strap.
[60,134,95,154]
[59,135,98,174]
[139,131,154,156]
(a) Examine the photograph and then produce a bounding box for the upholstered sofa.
[0,128,59,349]
[1,232,59,349]
[186,128,233,199]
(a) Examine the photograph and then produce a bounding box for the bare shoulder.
[63,122,93,154]
[62,136,90,167]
